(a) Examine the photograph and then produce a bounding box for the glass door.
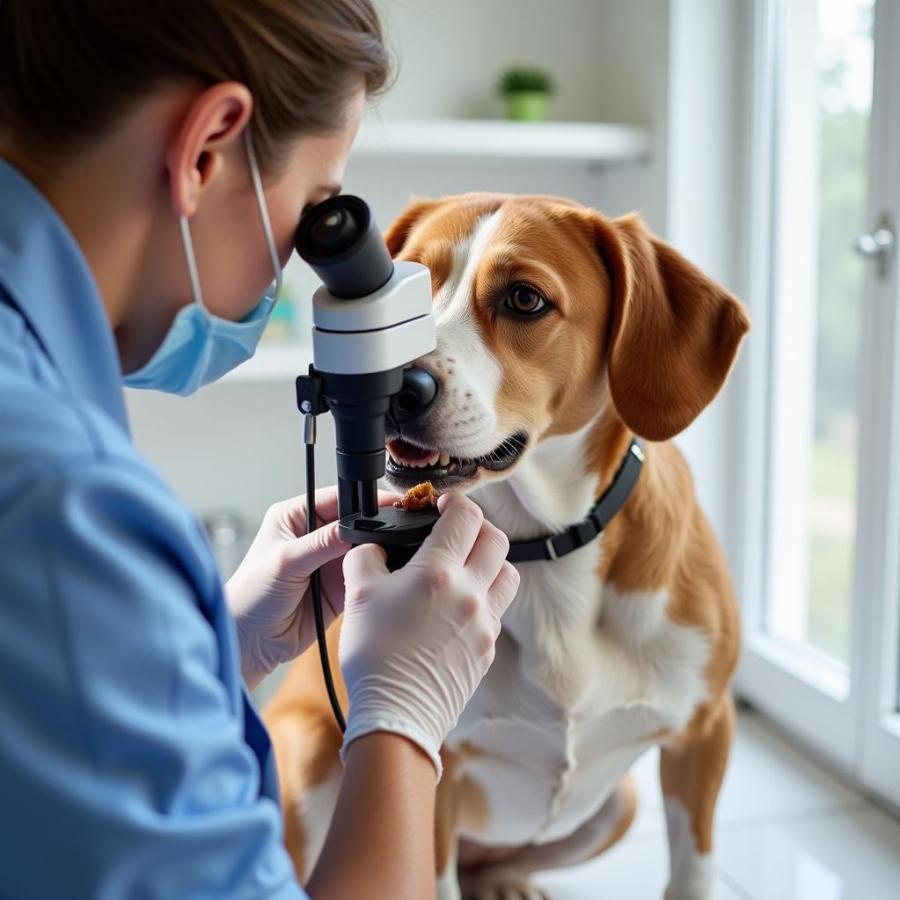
[764,0,873,673]
[738,0,900,805]
[853,0,900,808]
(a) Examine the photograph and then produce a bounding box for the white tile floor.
[532,708,900,899]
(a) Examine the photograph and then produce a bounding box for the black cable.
[306,440,347,733]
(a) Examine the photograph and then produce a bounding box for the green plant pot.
[503,91,550,122]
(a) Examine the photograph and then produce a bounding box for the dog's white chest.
[445,540,711,847]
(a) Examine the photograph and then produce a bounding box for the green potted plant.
[497,66,555,121]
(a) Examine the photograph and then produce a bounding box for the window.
[738,0,900,807]
[764,0,874,668]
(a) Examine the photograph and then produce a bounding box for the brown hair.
[0,0,391,172]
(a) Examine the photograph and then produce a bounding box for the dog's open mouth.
[385,431,528,485]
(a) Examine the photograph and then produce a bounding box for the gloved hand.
[225,486,397,689]
[339,492,520,780]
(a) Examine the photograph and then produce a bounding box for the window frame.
[734,0,900,807]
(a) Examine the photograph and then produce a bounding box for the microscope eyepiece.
[308,207,359,255]
[295,194,394,300]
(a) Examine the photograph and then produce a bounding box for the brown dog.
[264,193,750,899]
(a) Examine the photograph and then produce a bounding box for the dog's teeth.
[438,451,450,467]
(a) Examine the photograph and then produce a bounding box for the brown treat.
[393,481,438,511]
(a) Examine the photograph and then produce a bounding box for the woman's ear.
[594,212,750,441]
[383,197,440,256]
[166,82,254,218]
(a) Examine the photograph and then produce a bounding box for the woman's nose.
[390,366,439,422]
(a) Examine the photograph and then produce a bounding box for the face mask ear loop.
[244,129,283,304]
[179,215,206,309]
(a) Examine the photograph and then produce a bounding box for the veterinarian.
[0,2,519,897]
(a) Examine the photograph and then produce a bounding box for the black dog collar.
[507,438,645,563]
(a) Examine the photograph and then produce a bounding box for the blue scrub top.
[0,160,307,899]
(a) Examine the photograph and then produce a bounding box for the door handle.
[854,213,895,279]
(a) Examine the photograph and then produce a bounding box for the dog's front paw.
[663,864,714,900]
[460,867,553,900]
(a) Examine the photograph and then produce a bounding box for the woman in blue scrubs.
[0,3,519,898]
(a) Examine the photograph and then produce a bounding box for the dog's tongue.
[387,438,439,467]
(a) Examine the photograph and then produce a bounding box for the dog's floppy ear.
[594,213,750,441]
[383,197,440,257]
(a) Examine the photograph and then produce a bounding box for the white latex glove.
[225,487,397,689]
[339,492,520,780]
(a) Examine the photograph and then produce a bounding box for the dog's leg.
[435,753,463,900]
[266,712,344,885]
[660,693,735,900]
[437,844,462,900]
[458,774,637,900]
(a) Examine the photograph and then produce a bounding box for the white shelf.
[221,342,314,384]
[352,118,651,167]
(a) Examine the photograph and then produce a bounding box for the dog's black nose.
[390,366,439,422]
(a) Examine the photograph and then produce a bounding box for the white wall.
[126,382,336,540]
[664,0,753,562]
[374,0,663,125]
[365,0,669,228]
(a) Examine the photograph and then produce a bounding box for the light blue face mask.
[124,130,283,395]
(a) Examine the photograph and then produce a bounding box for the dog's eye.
[503,283,548,316]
